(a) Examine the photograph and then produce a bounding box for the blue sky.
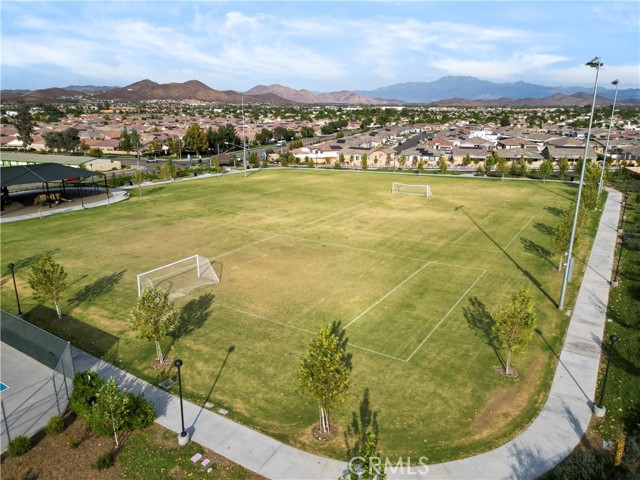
[1,1,639,92]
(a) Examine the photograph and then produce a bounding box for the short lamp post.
[7,263,22,316]
[174,358,189,445]
[594,334,619,417]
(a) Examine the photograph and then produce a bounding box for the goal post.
[392,182,432,197]
[137,254,220,299]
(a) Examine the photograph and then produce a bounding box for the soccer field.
[1,169,588,461]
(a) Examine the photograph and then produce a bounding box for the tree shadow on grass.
[344,388,379,459]
[534,222,555,236]
[163,293,215,360]
[521,237,555,268]
[1,251,59,287]
[332,320,352,370]
[67,270,126,310]
[544,205,565,218]
[463,296,504,369]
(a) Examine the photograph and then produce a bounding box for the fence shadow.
[25,305,120,365]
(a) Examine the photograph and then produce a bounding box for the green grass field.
[1,169,593,462]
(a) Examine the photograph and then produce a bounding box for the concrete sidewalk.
[72,187,622,480]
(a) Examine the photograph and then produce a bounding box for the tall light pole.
[241,93,248,178]
[597,79,620,201]
[559,57,603,310]
[174,358,188,445]
[7,263,22,316]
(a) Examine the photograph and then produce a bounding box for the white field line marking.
[541,199,552,210]
[208,189,282,208]
[405,270,487,362]
[349,342,408,362]
[215,304,316,335]
[306,201,372,225]
[429,261,486,272]
[451,213,493,245]
[216,304,407,362]
[344,261,431,329]
[216,235,277,258]
[503,216,535,250]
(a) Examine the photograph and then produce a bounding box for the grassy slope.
[1,170,597,461]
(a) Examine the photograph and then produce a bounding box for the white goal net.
[137,254,220,299]
[392,182,432,197]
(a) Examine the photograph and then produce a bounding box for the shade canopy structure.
[0,163,102,187]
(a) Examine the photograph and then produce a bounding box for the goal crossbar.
[137,254,220,298]
[392,182,432,197]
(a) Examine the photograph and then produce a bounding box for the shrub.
[69,437,82,449]
[70,371,104,422]
[8,436,32,457]
[229,465,250,480]
[543,449,612,480]
[47,415,65,435]
[94,451,115,470]
[123,393,156,430]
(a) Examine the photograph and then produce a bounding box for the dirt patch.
[470,356,544,440]
[1,414,121,480]
[494,364,520,379]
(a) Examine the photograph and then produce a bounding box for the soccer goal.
[137,254,220,299]
[391,182,432,197]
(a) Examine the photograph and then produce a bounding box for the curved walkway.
[71,188,622,480]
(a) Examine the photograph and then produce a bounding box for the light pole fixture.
[594,334,619,417]
[7,263,22,316]
[174,358,188,444]
[597,79,620,201]
[559,57,603,310]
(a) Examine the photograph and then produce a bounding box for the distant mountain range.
[356,76,640,103]
[1,76,638,106]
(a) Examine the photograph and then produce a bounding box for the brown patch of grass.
[470,354,544,440]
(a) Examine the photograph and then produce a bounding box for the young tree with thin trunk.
[161,158,176,181]
[557,157,569,181]
[92,377,129,448]
[496,155,509,180]
[297,324,351,435]
[492,289,537,376]
[438,156,448,174]
[28,255,68,320]
[539,159,554,183]
[131,169,144,197]
[129,287,179,365]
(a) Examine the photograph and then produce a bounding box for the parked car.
[146,158,158,163]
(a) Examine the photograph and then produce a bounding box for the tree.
[14,104,35,152]
[539,159,554,183]
[557,157,569,181]
[161,158,176,180]
[463,154,472,166]
[297,323,351,435]
[438,156,448,174]
[61,128,80,153]
[361,153,368,170]
[492,289,537,376]
[496,155,509,179]
[128,287,179,365]
[131,169,144,197]
[119,126,133,152]
[300,126,314,138]
[183,124,208,154]
[92,377,129,448]
[398,154,407,170]
[27,254,68,320]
